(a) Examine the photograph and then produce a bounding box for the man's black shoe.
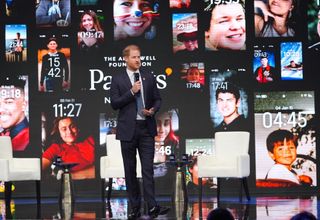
[128,207,141,220]
[148,205,170,218]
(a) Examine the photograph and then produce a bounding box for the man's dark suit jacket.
[110,70,161,141]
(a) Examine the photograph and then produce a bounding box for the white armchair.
[0,136,41,204]
[100,134,142,201]
[198,131,250,202]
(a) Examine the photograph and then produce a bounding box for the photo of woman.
[254,0,298,37]
[78,10,104,55]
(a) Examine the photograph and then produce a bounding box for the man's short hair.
[0,75,26,90]
[122,44,141,57]
[266,129,298,153]
[47,37,58,45]
[215,82,240,101]
[260,54,268,59]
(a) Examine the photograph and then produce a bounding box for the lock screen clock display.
[254,91,316,188]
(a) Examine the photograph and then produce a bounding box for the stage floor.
[0,195,318,219]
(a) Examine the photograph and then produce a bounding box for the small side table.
[167,160,191,203]
[55,162,78,204]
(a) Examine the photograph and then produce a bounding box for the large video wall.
[1,0,320,197]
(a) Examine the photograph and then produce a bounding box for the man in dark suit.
[110,45,168,219]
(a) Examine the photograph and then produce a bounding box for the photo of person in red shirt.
[42,116,95,180]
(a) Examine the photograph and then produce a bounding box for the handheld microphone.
[134,72,140,82]
[134,72,140,95]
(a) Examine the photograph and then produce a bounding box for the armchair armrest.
[11,158,41,171]
[0,159,9,181]
[100,156,110,178]
[237,154,250,177]
[100,156,110,167]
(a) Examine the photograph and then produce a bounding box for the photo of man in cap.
[174,30,199,58]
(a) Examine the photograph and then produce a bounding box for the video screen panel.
[37,33,71,92]
[154,108,179,164]
[0,75,30,156]
[172,13,198,58]
[253,44,278,84]
[307,1,320,51]
[5,24,27,63]
[36,0,71,28]
[209,68,249,132]
[41,97,97,182]
[203,0,246,51]
[254,0,300,38]
[77,9,105,58]
[113,0,160,41]
[179,62,205,89]
[99,112,117,146]
[5,0,30,18]
[280,42,303,80]
[154,107,179,189]
[255,91,316,188]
